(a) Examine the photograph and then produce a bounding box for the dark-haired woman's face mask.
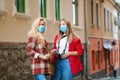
[59,25,67,33]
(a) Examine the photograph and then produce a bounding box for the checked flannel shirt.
[26,37,51,75]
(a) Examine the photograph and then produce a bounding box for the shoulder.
[54,34,59,41]
[55,34,59,38]
[28,36,37,42]
[73,36,81,42]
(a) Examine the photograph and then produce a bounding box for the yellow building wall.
[87,0,119,40]
[0,0,85,44]
[0,0,39,42]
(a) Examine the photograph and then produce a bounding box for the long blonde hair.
[28,18,47,45]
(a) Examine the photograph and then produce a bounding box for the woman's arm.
[61,38,83,58]
[26,37,50,59]
[26,37,37,57]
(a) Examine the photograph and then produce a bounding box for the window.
[55,0,60,21]
[72,0,78,26]
[107,10,109,31]
[98,51,101,69]
[92,50,96,71]
[110,12,113,31]
[13,0,31,20]
[101,51,103,63]
[104,8,106,30]
[0,0,7,17]
[114,17,117,25]
[96,51,98,64]
[15,0,25,13]
[40,0,46,18]
[115,50,117,62]
[111,51,113,64]
[91,0,94,24]
[96,3,99,27]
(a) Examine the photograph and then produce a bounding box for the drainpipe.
[84,0,90,79]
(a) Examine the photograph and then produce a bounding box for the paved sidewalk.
[94,76,120,80]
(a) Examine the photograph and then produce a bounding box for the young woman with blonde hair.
[51,19,83,80]
[27,18,51,80]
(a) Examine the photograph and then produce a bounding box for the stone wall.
[0,42,83,80]
[0,42,34,80]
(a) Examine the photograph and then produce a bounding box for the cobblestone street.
[94,76,120,80]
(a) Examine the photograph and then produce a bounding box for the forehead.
[40,20,45,23]
[60,20,66,24]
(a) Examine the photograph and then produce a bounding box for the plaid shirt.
[26,37,51,75]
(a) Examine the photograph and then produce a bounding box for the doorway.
[104,49,111,75]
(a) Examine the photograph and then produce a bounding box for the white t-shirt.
[56,35,69,55]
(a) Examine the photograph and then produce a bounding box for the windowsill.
[73,26,82,29]
[91,24,96,27]
[96,25,100,29]
[13,12,31,20]
[91,24,100,29]
[46,19,53,24]
[0,9,8,16]
[54,20,59,26]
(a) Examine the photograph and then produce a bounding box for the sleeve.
[74,38,83,56]
[50,35,58,64]
[26,37,39,58]
[53,35,58,49]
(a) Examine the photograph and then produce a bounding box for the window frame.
[96,2,99,27]
[72,0,78,26]
[104,7,107,31]
[92,50,96,71]
[107,10,110,31]
[40,0,47,18]
[110,12,113,31]
[90,0,94,25]
[13,0,31,20]
[15,0,25,13]
[55,0,60,21]
[0,0,8,18]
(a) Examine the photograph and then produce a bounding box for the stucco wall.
[0,0,85,44]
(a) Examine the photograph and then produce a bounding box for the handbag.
[46,46,54,76]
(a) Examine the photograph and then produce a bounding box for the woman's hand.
[61,52,70,59]
[39,54,50,59]
[61,51,78,59]
[51,49,59,54]
[50,49,59,57]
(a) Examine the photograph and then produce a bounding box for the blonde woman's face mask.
[37,20,45,33]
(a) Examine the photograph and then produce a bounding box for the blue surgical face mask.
[37,26,45,33]
[59,25,67,33]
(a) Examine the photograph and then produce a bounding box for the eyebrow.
[39,23,45,25]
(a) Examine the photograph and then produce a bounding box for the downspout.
[84,0,90,79]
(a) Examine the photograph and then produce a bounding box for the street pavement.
[94,76,120,80]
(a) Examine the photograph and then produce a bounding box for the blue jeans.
[34,74,46,80]
[52,59,72,80]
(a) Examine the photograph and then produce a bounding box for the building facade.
[0,0,85,80]
[87,0,120,79]
[0,0,120,80]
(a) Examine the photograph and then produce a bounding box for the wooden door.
[104,50,110,75]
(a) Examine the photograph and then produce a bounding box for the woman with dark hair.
[51,19,83,80]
